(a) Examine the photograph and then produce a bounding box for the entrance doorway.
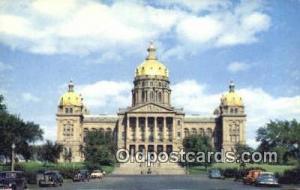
[129,145,136,155]
[148,145,154,153]
[157,145,163,153]
[166,145,173,155]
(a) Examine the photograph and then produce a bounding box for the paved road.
[28,175,299,190]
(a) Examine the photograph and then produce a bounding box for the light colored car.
[90,170,103,179]
[208,169,225,179]
[255,172,280,187]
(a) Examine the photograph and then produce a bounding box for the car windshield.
[260,175,275,180]
[5,173,16,178]
[211,170,220,175]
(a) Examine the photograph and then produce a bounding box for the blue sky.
[0,0,299,147]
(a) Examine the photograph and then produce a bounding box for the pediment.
[127,103,175,113]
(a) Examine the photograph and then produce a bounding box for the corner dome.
[221,81,243,106]
[135,42,168,77]
[59,81,82,107]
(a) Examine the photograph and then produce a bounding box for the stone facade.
[56,43,246,162]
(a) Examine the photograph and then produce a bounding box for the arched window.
[63,124,73,137]
[150,91,154,101]
[142,91,145,102]
[83,128,88,142]
[199,128,205,136]
[99,128,104,133]
[106,128,112,135]
[158,92,162,102]
[184,128,189,137]
[206,128,212,137]
[235,125,240,133]
[69,108,73,113]
[192,128,197,135]
[229,125,233,133]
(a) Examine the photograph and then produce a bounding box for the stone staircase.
[112,161,186,175]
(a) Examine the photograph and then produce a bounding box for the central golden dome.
[135,42,168,77]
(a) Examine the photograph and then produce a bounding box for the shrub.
[278,168,300,184]
[222,168,238,178]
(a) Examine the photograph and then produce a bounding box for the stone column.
[163,117,167,142]
[136,117,139,141]
[154,117,157,142]
[171,118,175,141]
[145,117,148,143]
[126,116,130,149]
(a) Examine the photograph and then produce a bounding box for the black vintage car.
[0,171,27,190]
[73,170,89,182]
[38,171,63,187]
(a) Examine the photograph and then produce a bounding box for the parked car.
[38,172,62,187]
[243,170,262,185]
[208,169,225,179]
[44,171,63,184]
[0,171,27,190]
[255,172,280,187]
[73,170,90,182]
[90,170,103,179]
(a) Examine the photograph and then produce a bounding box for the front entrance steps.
[112,161,186,175]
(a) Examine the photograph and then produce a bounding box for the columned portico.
[124,114,178,153]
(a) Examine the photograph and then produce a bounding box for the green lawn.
[188,163,296,175]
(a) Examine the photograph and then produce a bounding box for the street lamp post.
[11,143,16,171]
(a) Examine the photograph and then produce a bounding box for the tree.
[39,140,63,163]
[62,147,72,162]
[0,95,43,161]
[0,95,6,112]
[84,130,116,170]
[183,134,214,168]
[256,120,300,165]
[235,143,254,156]
[235,143,254,167]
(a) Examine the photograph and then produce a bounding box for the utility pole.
[11,143,16,171]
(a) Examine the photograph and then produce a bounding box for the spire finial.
[229,80,235,92]
[146,41,157,60]
[68,80,74,92]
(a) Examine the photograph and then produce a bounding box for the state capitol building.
[56,43,246,162]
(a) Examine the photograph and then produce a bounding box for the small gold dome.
[135,42,168,77]
[59,81,82,106]
[221,81,243,106]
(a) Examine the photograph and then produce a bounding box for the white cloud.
[176,15,223,43]
[172,80,220,115]
[171,80,300,148]
[227,62,251,73]
[77,81,132,113]
[22,93,41,103]
[0,0,271,56]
